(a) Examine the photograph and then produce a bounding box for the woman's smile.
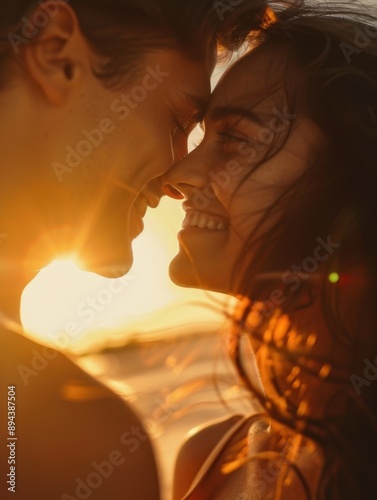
[181,209,229,231]
[165,44,324,293]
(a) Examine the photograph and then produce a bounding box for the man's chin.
[76,229,135,277]
[79,251,134,278]
[87,262,132,278]
[25,226,135,277]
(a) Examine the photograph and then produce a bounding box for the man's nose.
[171,131,189,166]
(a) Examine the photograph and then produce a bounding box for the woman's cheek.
[246,160,285,187]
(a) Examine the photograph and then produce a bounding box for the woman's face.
[165,46,326,293]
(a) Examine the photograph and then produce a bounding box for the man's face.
[13,49,211,275]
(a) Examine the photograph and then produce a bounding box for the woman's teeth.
[183,211,228,231]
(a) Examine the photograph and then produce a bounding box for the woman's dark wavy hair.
[0,0,270,88]
[227,1,377,498]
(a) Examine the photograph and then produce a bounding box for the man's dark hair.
[0,0,270,87]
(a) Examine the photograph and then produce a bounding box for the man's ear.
[23,1,90,105]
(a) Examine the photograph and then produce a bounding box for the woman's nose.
[163,183,184,200]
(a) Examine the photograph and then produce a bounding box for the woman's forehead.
[209,43,291,111]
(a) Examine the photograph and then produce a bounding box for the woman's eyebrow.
[208,106,266,126]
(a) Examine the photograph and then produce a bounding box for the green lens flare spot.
[328,272,340,284]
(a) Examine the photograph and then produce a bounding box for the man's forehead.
[163,49,215,118]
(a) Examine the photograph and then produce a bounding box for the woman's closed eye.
[212,116,266,151]
[217,129,252,145]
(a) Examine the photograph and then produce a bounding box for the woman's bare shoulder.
[173,413,324,500]
[173,414,245,500]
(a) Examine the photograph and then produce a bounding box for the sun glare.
[21,198,226,353]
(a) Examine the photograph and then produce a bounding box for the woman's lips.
[182,209,229,231]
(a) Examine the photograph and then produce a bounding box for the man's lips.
[134,200,148,218]
[130,203,145,237]
[133,192,161,218]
